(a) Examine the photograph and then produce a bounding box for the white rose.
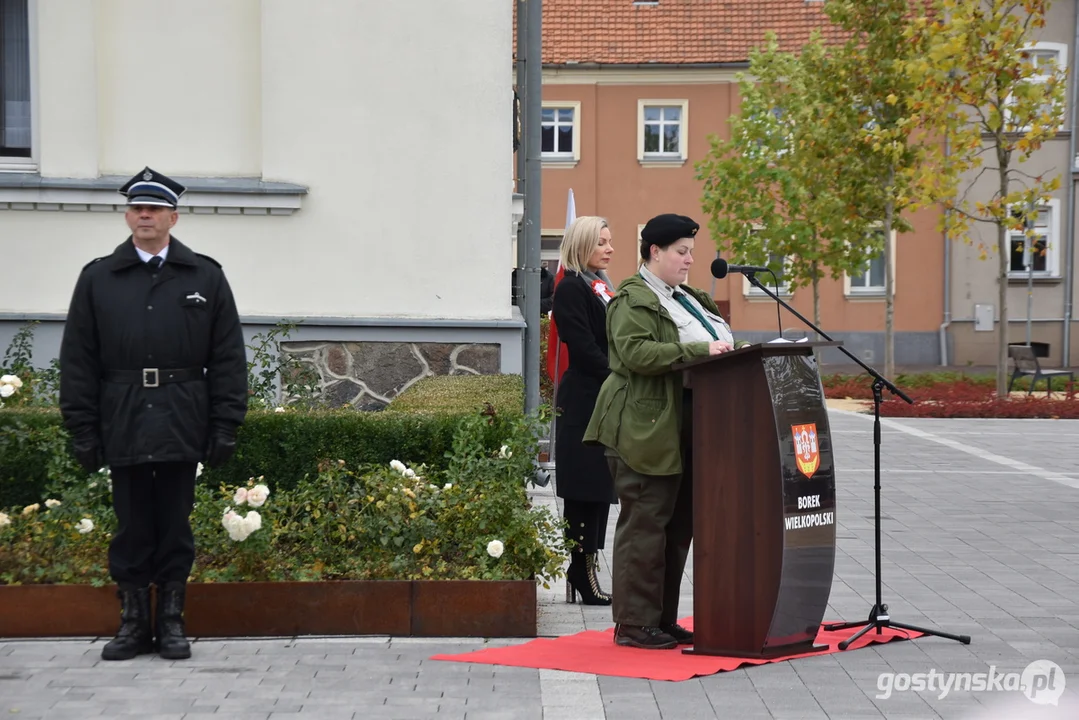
[486,540,504,559]
[0,384,13,398]
[233,487,249,505]
[0,512,10,527]
[246,484,270,507]
[403,468,416,479]
[22,503,39,515]
[274,406,286,413]
[0,374,21,388]
[196,463,203,478]
[241,511,262,534]
[444,483,453,490]
[44,499,61,508]
[498,445,512,459]
[76,518,94,534]
[390,460,407,475]
[222,508,250,541]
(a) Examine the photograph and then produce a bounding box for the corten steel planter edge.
[411,579,537,637]
[0,579,537,639]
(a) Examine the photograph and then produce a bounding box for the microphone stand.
[743,271,971,650]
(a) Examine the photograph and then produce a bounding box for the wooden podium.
[675,341,839,658]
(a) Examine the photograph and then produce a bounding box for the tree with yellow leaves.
[906,0,1067,397]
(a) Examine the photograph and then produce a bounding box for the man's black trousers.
[109,461,198,587]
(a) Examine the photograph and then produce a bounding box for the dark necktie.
[673,291,718,341]
[147,256,163,271]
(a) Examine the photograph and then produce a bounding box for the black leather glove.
[72,440,103,473]
[205,428,237,468]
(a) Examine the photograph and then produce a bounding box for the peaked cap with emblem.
[118,166,186,208]
[640,213,700,260]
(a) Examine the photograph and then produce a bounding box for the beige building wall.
[949,0,1078,366]
[1,0,515,323]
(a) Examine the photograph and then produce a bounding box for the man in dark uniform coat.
[59,167,248,661]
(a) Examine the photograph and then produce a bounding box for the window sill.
[0,173,308,215]
[0,160,38,173]
[744,291,792,301]
[541,157,579,169]
[1006,275,1063,284]
[638,156,686,168]
[846,290,887,301]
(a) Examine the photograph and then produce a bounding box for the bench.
[1007,345,1075,396]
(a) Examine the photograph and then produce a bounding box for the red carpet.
[431,619,924,682]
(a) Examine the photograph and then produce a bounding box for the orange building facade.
[530,71,944,366]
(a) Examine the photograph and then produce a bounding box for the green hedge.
[385,373,524,416]
[0,374,527,507]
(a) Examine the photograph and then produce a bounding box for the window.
[845,228,896,297]
[540,232,563,269]
[742,106,793,160]
[742,227,791,297]
[0,0,31,161]
[541,101,580,165]
[1008,199,1061,279]
[849,253,885,292]
[1004,42,1067,132]
[638,99,688,165]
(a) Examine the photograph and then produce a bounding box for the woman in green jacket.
[583,213,745,650]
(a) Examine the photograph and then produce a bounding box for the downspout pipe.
[1062,1,1079,367]
[940,130,952,366]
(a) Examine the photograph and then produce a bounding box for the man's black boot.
[101,585,153,661]
[155,581,192,660]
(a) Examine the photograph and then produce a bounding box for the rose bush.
[0,409,571,587]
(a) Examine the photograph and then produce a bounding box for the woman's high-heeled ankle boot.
[565,550,612,605]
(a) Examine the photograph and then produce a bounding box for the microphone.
[711,258,784,339]
[710,258,770,278]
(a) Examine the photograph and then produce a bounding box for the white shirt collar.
[134,243,169,264]
[638,264,678,299]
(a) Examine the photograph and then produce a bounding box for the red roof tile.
[514,0,847,66]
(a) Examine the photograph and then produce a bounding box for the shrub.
[820,372,1079,418]
[0,409,81,510]
[385,374,524,416]
[0,407,522,505]
[0,410,571,586]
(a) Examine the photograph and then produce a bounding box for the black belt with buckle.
[104,367,205,388]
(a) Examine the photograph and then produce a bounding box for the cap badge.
[142,170,153,181]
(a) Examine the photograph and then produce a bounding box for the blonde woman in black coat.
[552,216,617,605]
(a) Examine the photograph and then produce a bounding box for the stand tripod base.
[823,604,971,650]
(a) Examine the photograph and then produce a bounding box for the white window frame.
[0,0,38,172]
[638,99,688,166]
[844,229,897,298]
[1006,198,1061,279]
[741,225,792,299]
[540,230,564,269]
[540,101,580,167]
[1003,42,1067,133]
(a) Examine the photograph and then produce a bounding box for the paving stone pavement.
[5,408,1079,719]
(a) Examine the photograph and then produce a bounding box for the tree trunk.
[812,261,822,366]
[997,165,1009,398]
[884,167,896,382]
[812,260,822,341]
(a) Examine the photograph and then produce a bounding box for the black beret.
[640,213,700,260]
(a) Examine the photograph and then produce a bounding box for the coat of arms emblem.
[792,423,820,478]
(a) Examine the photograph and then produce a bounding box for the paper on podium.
[766,337,809,344]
